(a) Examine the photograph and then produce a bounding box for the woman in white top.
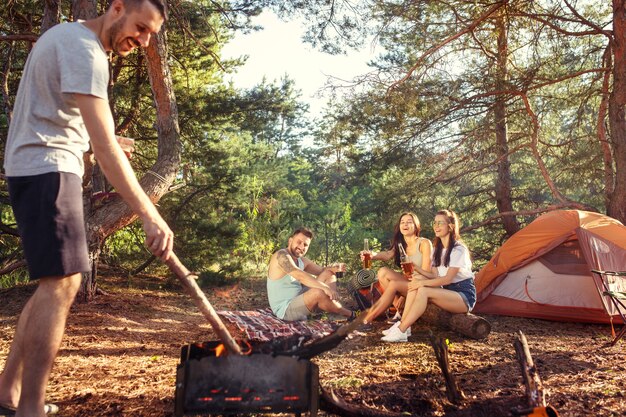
[361,212,432,322]
[381,209,476,342]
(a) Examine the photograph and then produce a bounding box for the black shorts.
[8,172,90,280]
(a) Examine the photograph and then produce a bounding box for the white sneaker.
[382,321,411,336]
[381,325,409,342]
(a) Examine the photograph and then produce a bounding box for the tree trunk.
[72,0,97,21]
[80,21,182,301]
[608,1,626,223]
[419,304,491,339]
[41,0,60,34]
[494,10,519,236]
[598,45,614,210]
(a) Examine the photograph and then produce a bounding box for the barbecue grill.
[174,341,319,417]
[165,255,365,417]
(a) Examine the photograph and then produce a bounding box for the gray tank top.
[267,257,305,319]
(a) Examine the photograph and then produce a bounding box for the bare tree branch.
[168,4,226,71]
[461,204,591,233]
[0,260,27,276]
[0,34,38,42]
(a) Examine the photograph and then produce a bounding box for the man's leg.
[303,288,353,318]
[0,273,81,417]
[316,270,354,317]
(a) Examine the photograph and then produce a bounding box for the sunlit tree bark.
[493,9,519,236]
[76,0,181,300]
[607,0,626,222]
[41,0,60,33]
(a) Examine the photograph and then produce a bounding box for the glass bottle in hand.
[363,239,372,269]
[398,243,414,280]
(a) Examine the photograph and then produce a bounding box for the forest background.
[0,0,624,296]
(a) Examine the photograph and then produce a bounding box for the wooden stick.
[165,253,242,355]
[319,385,405,417]
[429,332,466,404]
[290,310,368,359]
[513,331,545,408]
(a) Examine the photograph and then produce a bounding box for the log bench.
[419,303,491,339]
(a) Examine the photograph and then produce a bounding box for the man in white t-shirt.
[0,1,172,415]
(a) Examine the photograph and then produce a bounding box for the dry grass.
[1,273,624,416]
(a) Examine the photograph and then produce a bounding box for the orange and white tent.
[474,210,626,324]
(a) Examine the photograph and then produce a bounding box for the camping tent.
[474,210,626,324]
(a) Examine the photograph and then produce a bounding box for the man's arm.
[274,250,335,298]
[302,258,326,276]
[75,94,173,260]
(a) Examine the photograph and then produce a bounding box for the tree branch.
[0,260,27,276]
[319,385,406,417]
[460,204,592,233]
[387,1,507,91]
[1,41,14,124]
[0,34,38,42]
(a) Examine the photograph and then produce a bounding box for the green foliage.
[101,223,148,270]
[0,0,621,291]
[0,270,29,289]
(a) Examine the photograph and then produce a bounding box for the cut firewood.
[420,303,491,339]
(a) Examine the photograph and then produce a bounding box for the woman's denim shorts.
[443,278,476,312]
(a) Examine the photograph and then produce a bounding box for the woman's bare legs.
[397,287,467,333]
[377,267,406,291]
[365,280,408,322]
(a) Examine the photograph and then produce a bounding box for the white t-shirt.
[433,243,474,284]
[4,22,109,177]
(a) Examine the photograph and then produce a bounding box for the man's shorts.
[443,278,477,312]
[8,172,90,280]
[283,292,312,321]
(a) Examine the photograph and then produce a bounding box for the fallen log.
[419,303,491,339]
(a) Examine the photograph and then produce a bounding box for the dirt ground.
[0,272,624,417]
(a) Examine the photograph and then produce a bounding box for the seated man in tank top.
[267,227,356,321]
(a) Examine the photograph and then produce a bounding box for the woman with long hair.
[380,209,476,342]
[361,212,432,322]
